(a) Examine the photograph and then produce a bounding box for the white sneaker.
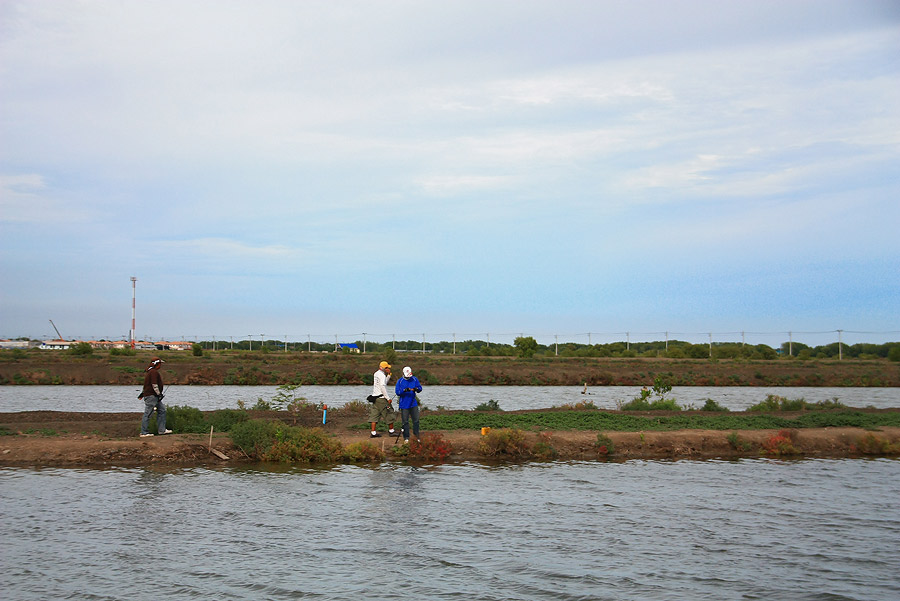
[140,433,153,437]
[159,429,173,435]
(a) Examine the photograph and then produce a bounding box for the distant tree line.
[191,337,900,361]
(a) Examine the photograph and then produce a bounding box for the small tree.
[192,343,203,357]
[514,336,538,358]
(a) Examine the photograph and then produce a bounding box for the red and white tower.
[130,276,137,349]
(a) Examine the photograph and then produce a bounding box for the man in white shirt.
[368,361,398,437]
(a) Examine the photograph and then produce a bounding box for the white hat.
[402,366,412,378]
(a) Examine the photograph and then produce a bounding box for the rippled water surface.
[2,459,899,600]
[2,384,898,412]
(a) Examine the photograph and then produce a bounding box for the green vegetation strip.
[420,410,900,432]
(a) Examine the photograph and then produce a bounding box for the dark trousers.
[401,406,420,439]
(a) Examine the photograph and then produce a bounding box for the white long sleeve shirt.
[372,369,391,400]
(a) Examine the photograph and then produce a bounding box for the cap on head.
[379,361,391,370]
[402,366,412,378]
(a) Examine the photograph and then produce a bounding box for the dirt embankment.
[2,352,899,386]
[2,410,898,468]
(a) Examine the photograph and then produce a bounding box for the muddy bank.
[1,411,898,467]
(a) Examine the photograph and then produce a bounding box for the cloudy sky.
[1,0,898,347]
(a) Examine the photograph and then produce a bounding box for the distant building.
[0,339,39,349]
[338,343,361,353]
[155,341,193,351]
[40,340,71,350]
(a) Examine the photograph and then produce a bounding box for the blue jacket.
[394,376,422,409]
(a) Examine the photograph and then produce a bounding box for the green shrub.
[619,397,682,411]
[748,395,847,412]
[192,343,203,357]
[68,342,93,356]
[230,419,343,463]
[109,347,136,356]
[748,395,805,411]
[726,431,753,451]
[553,400,598,410]
[207,409,248,432]
[700,398,729,412]
[473,399,502,411]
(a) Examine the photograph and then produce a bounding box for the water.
[2,458,899,600]
[1,385,898,413]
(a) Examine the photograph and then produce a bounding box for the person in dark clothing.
[139,357,171,437]
[394,366,423,444]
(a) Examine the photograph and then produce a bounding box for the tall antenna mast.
[130,277,137,349]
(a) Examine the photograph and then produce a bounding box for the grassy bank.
[419,409,900,432]
[2,348,899,386]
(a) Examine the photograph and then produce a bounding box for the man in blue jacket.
[394,366,423,444]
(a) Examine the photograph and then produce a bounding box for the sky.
[1,0,898,348]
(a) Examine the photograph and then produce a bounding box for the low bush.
[700,399,729,412]
[853,433,900,455]
[339,400,369,415]
[149,405,248,434]
[478,428,530,457]
[726,431,753,451]
[595,433,615,456]
[230,419,343,463]
[532,432,558,459]
[761,429,800,456]
[473,399,502,411]
[553,400,598,410]
[619,397,682,411]
[394,432,454,462]
[342,441,385,462]
[748,395,848,412]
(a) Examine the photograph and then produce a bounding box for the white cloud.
[0,173,85,223]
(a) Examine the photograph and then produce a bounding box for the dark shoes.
[370,432,382,438]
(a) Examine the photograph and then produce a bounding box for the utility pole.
[362,332,367,354]
[248,335,252,351]
[837,329,843,360]
[422,333,426,353]
[788,331,793,356]
[452,333,456,355]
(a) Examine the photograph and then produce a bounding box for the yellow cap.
[379,361,391,369]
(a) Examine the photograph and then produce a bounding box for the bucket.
[481,427,491,436]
